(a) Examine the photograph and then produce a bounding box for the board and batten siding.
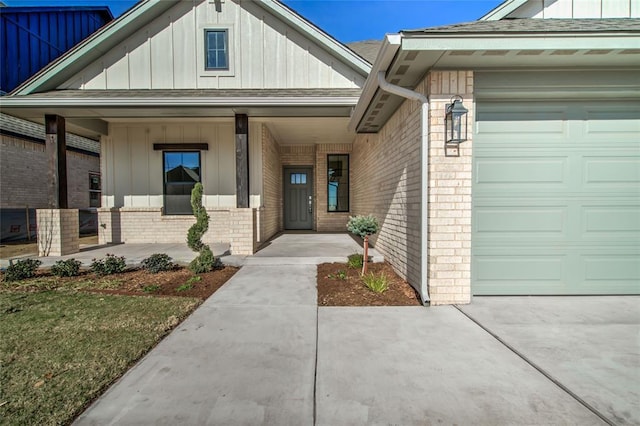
[101,121,263,209]
[60,0,365,90]
[506,0,640,18]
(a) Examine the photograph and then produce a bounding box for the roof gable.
[12,0,370,95]
[482,0,640,20]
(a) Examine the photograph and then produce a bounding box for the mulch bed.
[2,266,239,300]
[85,266,239,299]
[317,262,421,306]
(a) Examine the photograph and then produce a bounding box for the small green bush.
[187,182,209,252]
[141,253,174,274]
[51,259,82,277]
[362,272,389,293]
[347,215,380,238]
[328,270,347,280]
[3,258,42,282]
[91,254,126,276]
[176,283,192,292]
[142,284,160,293]
[347,253,363,269]
[189,246,221,274]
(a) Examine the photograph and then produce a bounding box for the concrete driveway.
[67,234,639,425]
[459,296,640,426]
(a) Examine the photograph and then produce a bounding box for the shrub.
[91,254,126,276]
[189,246,221,274]
[347,215,380,238]
[187,182,209,253]
[176,283,192,292]
[347,253,363,269]
[51,259,82,277]
[141,253,174,274]
[362,272,389,294]
[3,258,41,282]
[142,284,160,293]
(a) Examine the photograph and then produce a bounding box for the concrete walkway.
[71,234,638,425]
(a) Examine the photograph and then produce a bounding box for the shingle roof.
[403,18,640,34]
[24,88,363,98]
[0,113,100,153]
[346,40,382,64]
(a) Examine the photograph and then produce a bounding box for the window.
[205,29,228,70]
[290,173,307,185]
[163,152,201,215]
[327,154,349,212]
[89,172,101,208]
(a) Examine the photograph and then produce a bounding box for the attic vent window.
[205,29,229,70]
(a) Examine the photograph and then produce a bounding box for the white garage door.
[473,94,640,295]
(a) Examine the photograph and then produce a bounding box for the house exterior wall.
[260,124,282,242]
[426,71,474,305]
[506,0,640,18]
[61,0,365,90]
[351,85,423,289]
[97,207,257,255]
[316,143,352,232]
[352,71,474,306]
[101,120,262,209]
[0,133,100,209]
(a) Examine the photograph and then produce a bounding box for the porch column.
[45,114,68,208]
[235,113,249,208]
[38,114,79,256]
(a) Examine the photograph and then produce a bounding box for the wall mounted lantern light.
[444,95,468,157]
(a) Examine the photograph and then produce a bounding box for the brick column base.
[229,208,257,255]
[36,209,79,256]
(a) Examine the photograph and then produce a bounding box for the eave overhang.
[350,29,640,133]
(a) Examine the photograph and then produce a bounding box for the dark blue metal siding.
[0,7,113,94]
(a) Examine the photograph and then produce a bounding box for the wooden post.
[362,235,369,275]
[45,114,68,209]
[235,114,249,208]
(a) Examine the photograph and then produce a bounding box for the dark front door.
[284,167,313,230]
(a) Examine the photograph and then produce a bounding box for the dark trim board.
[153,143,209,151]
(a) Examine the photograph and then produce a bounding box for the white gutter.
[376,71,431,305]
[0,97,360,108]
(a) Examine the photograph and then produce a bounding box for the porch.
[0,232,382,269]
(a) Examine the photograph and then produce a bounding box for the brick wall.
[352,81,424,288]
[426,71,473,305]
[97,207,257,255]
[352,71,474,305]
[316,143,352,232]
[1,134,100,209]
[260,125,282,242]
[36,209,79,256]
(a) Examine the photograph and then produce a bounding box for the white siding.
[101,121,263,209]
[61,0,364,90]
[506,0,639,18]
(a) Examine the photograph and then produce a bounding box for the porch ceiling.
[261,117,354,145]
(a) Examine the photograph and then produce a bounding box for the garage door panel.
[583,156,640,187]
[583,205,640,237]
[473,98,640,295]
[475,206,567,236]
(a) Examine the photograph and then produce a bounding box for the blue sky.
[2,0,505,43]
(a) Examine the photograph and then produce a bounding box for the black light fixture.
[444,95,468,157]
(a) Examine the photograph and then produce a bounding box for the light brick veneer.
[427,71,473,305]
[316,143,352,232]
[260,125,282,242]
[351,70,474,305]
[97,207,258,255]
[36,209,79,256]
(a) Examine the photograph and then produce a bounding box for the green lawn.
[0,291,200,425]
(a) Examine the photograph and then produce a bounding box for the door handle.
[308,195,313,213]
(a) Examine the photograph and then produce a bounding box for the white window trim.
[198,24,235,77]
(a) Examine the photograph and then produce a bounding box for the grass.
[0,290,199,425]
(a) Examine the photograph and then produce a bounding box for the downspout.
[376,71,431,305]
